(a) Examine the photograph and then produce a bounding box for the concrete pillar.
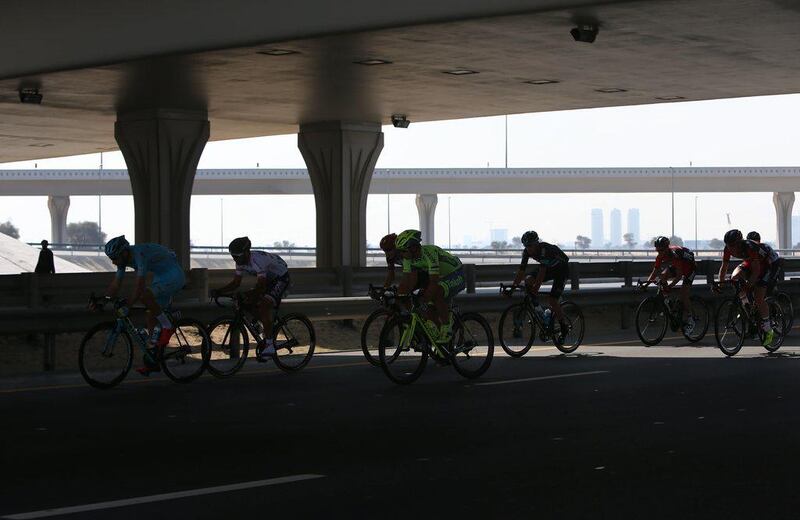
[47,195,70,243]
[298,121,383,269]
[415,194,438,244]
[114,109,209,269]
[773,192,795,249]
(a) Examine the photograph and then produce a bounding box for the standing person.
[98,236,185,375]
[213,237,290,359]
[644,236,697,331]
[34,240,55,274]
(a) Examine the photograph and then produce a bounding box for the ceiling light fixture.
[443,69,479,75]
[655,95,686,101]
[391,114,410,128]
[524,79,559,85]
[595,88,627,93]
[354,58,392,66]
[257,49,299,56]
[571,24,599,43]
[19,87,43,104]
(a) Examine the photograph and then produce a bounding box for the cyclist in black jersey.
[506,231,569,335]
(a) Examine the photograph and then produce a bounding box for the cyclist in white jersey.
[213,237,290,357]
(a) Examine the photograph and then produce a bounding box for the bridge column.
[773,192,795,249]
[47,195,70,243]
[298,121,383,270]
[415,194,437,244]
[115,109,209,270]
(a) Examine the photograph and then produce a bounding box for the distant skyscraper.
[591,209,604,248]
[610,209,622,247]
[792,215,800,248]
[627,208,641,246]
[490,228,508,243]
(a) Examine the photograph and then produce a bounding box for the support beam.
[415,194,438,244]
[46,195,70,243]
[115,109,209,270]
[773,192,795,249]
[298,121,383,270]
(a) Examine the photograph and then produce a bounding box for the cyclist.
[506,231,569,337]
[99,235,185,375]
[380,232,428,290]
[743,231,784,295]
[718,229,780,346]
[395,229,465,343]
[644,236,696,332]
[213,237,290,358]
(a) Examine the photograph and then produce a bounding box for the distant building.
[591,209,604,248]
[627,208,640,245]
[610,209,622,247]
[490,228,508,243]
[793,215,800,248]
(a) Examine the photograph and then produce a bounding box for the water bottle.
[543,308,552,328]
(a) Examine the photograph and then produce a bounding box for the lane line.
[1,474,326,520]
[474,370,610,387]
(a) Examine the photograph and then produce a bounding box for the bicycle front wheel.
[451,313,494,379]
[714,299,746,356]
[161,318,210,383]
[361,308,393,367]
[272,313,316,372]
[378,316,429,385]
[555,301,585,353]
[79,321,133,389]
[498,303,536,357]
[682,296,710,343]
[635,297,668,346]
[206,316,250,378]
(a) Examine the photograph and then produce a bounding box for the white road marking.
[474,370,610,387]
[2,474,325,519]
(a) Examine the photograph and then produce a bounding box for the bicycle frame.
[98,303,184,363]
[214,294,300,354]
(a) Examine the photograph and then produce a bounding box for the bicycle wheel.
[761,300,786,353]
[272,313,316,372]
[451,312,494,379]
[774,292,794,335]
[554,301,585,353]
[682,296,710,343]
[206,316,250,378]
[378,316,429,385]
[635,297,668,346]
[161,318,210,383]
[360,308,393,367]
[79,321,134,389]
[714,299,747,356]
[498,303,536,357]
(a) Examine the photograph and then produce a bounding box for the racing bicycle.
[634,280,710,346]
[712,280,786,356]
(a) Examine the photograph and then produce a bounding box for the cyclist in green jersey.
[395,229,465,343]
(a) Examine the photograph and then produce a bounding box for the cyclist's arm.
[216,275,242,295]
[128,276,146,306]
[106,276,121,298]
[383,260,396,288]
[645,266,658,283]
[248,275,269,297]
[530,264,547,289]
[718,259,729,282]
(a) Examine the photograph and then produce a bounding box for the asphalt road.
[3,333,800,519]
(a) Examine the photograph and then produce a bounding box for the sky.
[2,93,799,248]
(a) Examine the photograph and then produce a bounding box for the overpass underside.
[1,0,799,271]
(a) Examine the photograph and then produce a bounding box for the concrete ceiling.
[1,0,799,163]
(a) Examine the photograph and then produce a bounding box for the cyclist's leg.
[147,267,185,342]
[259,274,290,339]
[546,266,567,323]
[437,268,465,339]
[679,269,695,320]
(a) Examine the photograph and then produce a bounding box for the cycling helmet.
[104,235,129,260]
[724,229,743,246]
[746,231,760,242]
[379,233,397,252]
[521,231,539,247]
[653,236,670,249]
[395,229,422,250]
[228,236,251,258]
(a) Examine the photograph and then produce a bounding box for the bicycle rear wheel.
[272,313,315,372]
[451,312,494,379]
[161,318,210,383]
[498,303,535,357]
[206,316,250,378]
[378,316,429,385]
[554,301,584,353]
[79,321,133,389]
[635,297,668,346]
[682,296,710,343]
[774,291,794,335]
[714,299,746,356]
[361,308,393,367]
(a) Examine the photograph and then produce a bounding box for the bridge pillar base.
[415,194,438,244]
[773,192,795,249]
[115,109,209,270]
[47,195,70,244]
[298,121,383,272]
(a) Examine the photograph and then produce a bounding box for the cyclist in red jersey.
[645,236,697,331]
[718,229,776,347]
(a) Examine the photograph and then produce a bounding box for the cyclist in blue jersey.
[99,236,185,375]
